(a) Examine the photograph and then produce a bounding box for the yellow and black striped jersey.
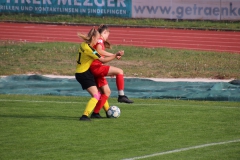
[76,42,101,73]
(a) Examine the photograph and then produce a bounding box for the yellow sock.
[103,100,110,112]
[83,98,98,117]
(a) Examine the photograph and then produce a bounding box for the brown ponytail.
[78,27,99,44]
[98,24,111,49]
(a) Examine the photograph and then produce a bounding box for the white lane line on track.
[122,139,240,160]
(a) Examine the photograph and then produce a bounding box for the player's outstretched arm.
[98,51,124,63]
[96,44,114,56]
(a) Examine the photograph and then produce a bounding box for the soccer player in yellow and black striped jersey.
[75,28,123,121]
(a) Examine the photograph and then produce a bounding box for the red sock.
[93,94,108,113]
[116,74,124,90]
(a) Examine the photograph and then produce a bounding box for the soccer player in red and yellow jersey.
[76,27,123,121]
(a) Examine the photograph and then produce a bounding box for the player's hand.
[116,50,124,56]
[116,52,121,56]
[116,55,121,60]
[119,50,124,56]
[116,50,124,57]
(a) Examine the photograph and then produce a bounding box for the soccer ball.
[107,106,121,118]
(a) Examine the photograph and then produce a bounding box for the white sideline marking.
[0,99,80,104]
[0,99,239,109]
[122,139,240,160]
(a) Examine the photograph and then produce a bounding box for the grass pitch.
[0,94,239,160]
[1,14,240,31]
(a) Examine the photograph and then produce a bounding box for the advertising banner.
[221,0,240,20]
[1,0,239,20]
[0,0,132,18]
[132,0,240,20]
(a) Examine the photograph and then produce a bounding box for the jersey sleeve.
[96,39,105,50]
[87,44,101,59]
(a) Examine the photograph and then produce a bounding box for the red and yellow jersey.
[76,42,101,73]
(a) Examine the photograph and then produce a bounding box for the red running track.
[0,22,240,53]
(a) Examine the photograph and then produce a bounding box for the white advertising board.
[132,0,240,20]
[221,0,240,20]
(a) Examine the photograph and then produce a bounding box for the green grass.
[1,41,240,79]
[1,12,240,160]
[1,13,240,30]
[0,94,240,160]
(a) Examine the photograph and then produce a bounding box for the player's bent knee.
[105,90,111,97]
[103,88,111,97]
[118,68,123,75]
[93,92,101,100]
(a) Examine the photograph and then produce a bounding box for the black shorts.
[75,70,96,90]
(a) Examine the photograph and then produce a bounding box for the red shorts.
[90,60,110,88]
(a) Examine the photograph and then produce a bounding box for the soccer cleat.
[79,115,91,121]
[105,111,111,118]
[118,95,134,103]
[90,112,102,118]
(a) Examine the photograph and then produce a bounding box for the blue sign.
[0,0,132,18]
